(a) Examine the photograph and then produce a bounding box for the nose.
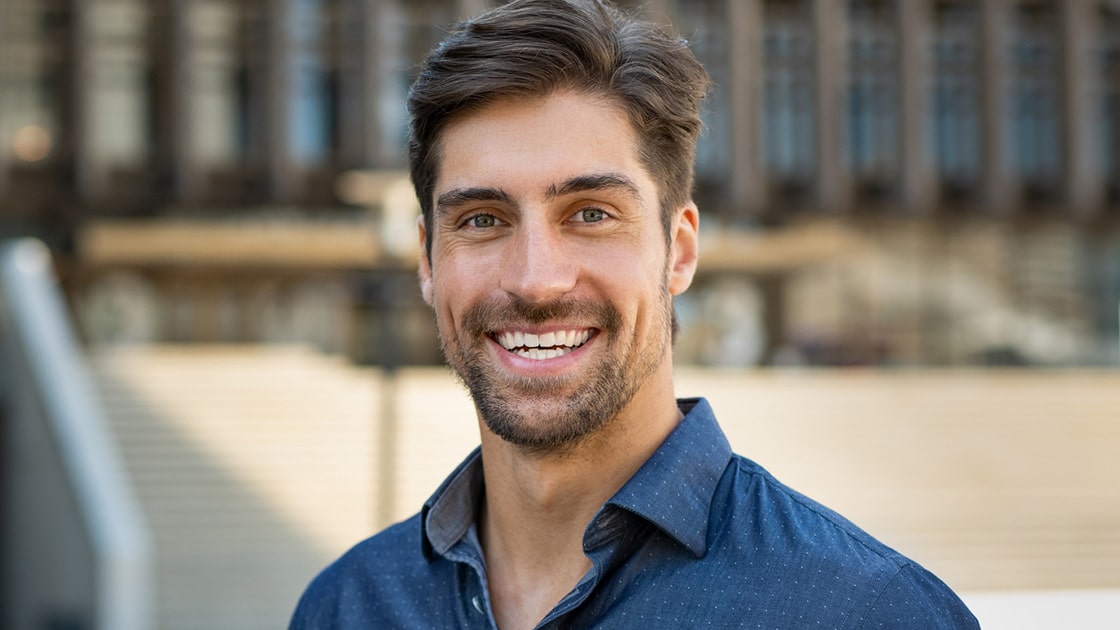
[499,219,578,304]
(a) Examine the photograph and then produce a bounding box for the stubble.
[439,288,672,455]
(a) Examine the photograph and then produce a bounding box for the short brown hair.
[408,0,709,259]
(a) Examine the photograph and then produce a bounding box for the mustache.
[460,295,622,336]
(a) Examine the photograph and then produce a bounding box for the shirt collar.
[421,446,484,561]
[420,398,732,561]
[598,397,733,558]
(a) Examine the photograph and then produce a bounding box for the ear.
[667,203,699,296]
[417,215,434,306]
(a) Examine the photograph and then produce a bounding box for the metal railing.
[0,239,151,630]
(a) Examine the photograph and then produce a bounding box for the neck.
[477,361,682,629]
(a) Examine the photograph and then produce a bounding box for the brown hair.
[408,0,709,259]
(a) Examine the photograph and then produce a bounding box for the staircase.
[91,345,380,630]
[676,368,1120,593]
[86,344,1120,627]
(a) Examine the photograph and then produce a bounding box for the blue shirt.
[291,398,978,629]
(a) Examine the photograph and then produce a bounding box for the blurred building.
[4,4,1120,628]
[0,0,1118,366]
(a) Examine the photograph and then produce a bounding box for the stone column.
[729,0,767,216]
[897,0,936,214]
[1059,0,1103,218]
[265,0,296,201]
[151,0,196,202]
[813,0,850,212]
[979,0,1014,214]
[68,0,106,199]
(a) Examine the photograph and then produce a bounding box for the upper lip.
[492,329,594,351]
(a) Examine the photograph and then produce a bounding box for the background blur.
[0,0,1118,628]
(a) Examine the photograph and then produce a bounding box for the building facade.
[1,0,1118,366]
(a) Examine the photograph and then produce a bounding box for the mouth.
[491,329,595,360]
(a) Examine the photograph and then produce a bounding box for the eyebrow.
[435,172,643,217]
[545,173,642,202]
[435,187,514,215]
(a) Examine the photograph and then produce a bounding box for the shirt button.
[471,595,485,614]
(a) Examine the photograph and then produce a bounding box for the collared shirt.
[290,398,978,629]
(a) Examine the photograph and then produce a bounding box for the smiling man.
[290,1,977,628]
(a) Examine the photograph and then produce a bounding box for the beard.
[438,287,673,455]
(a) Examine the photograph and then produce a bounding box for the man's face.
[418,91,698,453]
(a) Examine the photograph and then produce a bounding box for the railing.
[0,239,151,630]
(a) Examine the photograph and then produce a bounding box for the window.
[0,0,67,164]
[930,0,981,197]
[1008,1,1061,200]
[379,0,457,164]
[846,0,899,195]
[89,0,152,167]
[674,0,733,186]
[288,0,339,167]
[761,0,815,192]
[188,0,246,168]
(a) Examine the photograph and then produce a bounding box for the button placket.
[447,538,497,628]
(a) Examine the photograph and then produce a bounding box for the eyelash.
[460,213,502,229]
[572,207,609,223]
[458,206,612,229]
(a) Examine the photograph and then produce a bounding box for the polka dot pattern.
[290,398,978,629]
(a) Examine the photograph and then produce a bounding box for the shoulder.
[858,562,980,629]
[715,456,978,628]
[722,456,903,562]
[289,514,449,629]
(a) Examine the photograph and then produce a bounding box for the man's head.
[408,0,709,260]
[410,0,708,454]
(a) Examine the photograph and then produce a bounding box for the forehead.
[433,91,654,199]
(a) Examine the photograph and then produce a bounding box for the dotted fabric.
[290,398,978,629]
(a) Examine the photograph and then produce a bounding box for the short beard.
[440,291,671,455]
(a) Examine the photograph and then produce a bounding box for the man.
[291,1,978,628]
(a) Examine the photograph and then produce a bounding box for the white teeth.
[514,347,570,360]
[496,328,593,357]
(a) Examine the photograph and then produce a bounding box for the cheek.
[610,266,670,323]
[429,265,484,332]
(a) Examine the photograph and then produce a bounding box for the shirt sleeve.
[858,563,980,629]
[288,573,339,630]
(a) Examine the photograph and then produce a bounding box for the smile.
[492,329,593,360]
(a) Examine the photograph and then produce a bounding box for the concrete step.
[91,345,380,630]
[90,347,1120,627]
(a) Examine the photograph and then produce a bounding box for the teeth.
[495,328,593,358]
[514,347,569,360]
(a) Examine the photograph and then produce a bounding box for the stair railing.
[0,238,152,630]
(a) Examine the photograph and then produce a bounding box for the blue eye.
[468,214,498,228]
[577,208,607,223]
